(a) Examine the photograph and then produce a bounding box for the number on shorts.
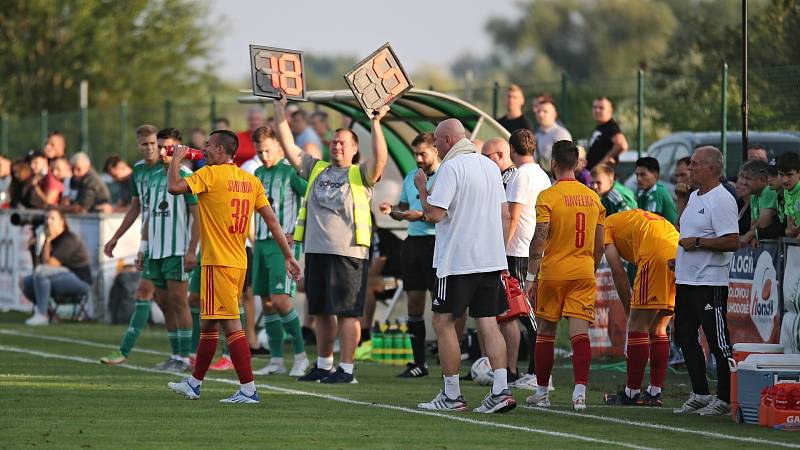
[575,212,586,248]
[228,198,250,234]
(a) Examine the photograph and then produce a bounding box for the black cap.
[25,149,47,162]
[762,158,778,176]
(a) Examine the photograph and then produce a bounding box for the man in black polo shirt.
[587,97,628,169]
[497,85,535,134]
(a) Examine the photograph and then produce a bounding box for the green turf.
[0,312,797,450]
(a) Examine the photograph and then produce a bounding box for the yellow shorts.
[633,247,676,310]
[535,278,596,323]
[201,265,246,320]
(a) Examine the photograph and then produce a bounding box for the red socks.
[649,334,669,389]
[192,330,219,381]
[626,332,650,390]
[534,334,555,387]
[226,330,254,384]
[570,333,591,386]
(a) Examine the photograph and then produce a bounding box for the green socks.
[280,309,305,355]
[264,313,285,357]
[119,300,151,357]
[190,307,200,354]
[177,329,192,357]
[167,331,179,356]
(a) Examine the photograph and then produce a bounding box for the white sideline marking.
[0,329,168,356]
[0,344,655,450]
[4,329,799,449]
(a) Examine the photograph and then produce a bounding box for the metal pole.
[210,95,217,131]
[120,100,128,161]
[1,114,8,154]
[560,73,569,126]
[40,109,48,146]
[637,69,644,157]
[164,99,172,128]
[721,64,728,166]
[79,80,89,154]
[492,81,499,118]
[741,0,749,161]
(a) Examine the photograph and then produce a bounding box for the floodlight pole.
[741,0,749,162]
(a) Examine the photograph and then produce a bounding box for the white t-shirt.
[428,153,508,278]
[676,184,739,286]
[505,162,551,257]
[240,157,262,175]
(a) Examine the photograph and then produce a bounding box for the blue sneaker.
[220,390,260,404]
[297,364,334,382]
[168,377,200,399]
[319,368,358,384]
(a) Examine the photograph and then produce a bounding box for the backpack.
[108,267,140,324]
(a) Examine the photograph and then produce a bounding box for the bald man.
[415,119,516,414]
[60,153,112,213]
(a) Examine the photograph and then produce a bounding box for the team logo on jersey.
[153,200,171,217]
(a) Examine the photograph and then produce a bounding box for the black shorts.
[506,255,528,290]
[433,271,508,318]
[242,246,253,293]
[305,253,368,317]
[401,236,436,292]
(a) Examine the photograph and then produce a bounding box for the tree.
[0,0,218,116]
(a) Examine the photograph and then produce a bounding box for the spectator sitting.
[587,96,628,169]
[43,131,67,161]
[310,111,333,161]
[61,152,112,213]
[103,156,133,211]
[533,95,572,174]
[497,84,535,134]
[590,163,637,216]
[778,152,800,242]
[740,159,782,246]
[747,145,769,162]
[9,159,42,209]
[635,157,678,224]
[29,149,63,207]
[0,155,12,206]
[290,109,323,160]
[234,109,266,166]
[734,170,751,235]
[51,157,72,202]
[22,209,92,326]
[574,145,592,186]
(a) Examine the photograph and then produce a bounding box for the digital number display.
[344,43,413,117]
[249,45,306,101]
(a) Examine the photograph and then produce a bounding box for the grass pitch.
[0,312,797,450]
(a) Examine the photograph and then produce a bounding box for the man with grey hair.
[672,146,739,416]
[60,152,111,213]
[415,118,516,414]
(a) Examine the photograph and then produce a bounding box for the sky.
[209,0,517,82]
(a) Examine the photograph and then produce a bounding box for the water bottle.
[165,144,204,161]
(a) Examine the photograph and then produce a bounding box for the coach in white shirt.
[672,146,739,417]
[414,119,516,414]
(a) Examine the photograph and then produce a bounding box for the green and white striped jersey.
[131,160,161,225]
[144,164,198,259]
[253,159,307,240]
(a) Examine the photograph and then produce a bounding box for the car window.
[648,144,676,183]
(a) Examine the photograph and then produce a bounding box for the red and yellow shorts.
[535,278,596,323]
[201,265,246,320]
[632,247,676,310]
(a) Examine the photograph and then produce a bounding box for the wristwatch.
[694,237,701,249]
[526,272,538,282]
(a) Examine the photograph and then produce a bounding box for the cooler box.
[728,343,783,421]
[735,354,800,424]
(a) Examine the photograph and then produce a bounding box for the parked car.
[623,131,800,194]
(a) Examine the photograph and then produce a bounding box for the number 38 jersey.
[535,179,605,281]
[186,164,269,269]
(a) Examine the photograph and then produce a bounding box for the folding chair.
[48,293,90,322]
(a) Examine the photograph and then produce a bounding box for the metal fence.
[1,64,798,167]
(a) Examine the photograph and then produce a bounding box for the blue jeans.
[23,266,91,315]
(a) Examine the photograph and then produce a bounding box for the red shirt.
[38,172,64,205]
[234,130,256,167]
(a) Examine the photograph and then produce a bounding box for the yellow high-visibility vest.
[294,161,372,247]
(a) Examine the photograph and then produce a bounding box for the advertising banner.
[727,242,781,344]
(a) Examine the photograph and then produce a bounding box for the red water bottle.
[165,144,204,161]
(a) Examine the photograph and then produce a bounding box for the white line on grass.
[0,344,655,450]
[0,329,169,356]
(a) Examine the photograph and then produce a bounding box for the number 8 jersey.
[185,163,269,269]
[535,179,605,280]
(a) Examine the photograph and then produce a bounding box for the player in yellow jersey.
[602,209,678,407]
[165,130,301,403]
[524,140,605,411]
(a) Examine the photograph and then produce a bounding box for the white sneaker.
[25,313,49,326]
[289,354,310,377]
[697,397,731,416]
[525,391,550,407]
[673,392,713,414]
[511,373,537,390]
[168,378,200,399]
[219,390,260,404]
[254,359,287,376]
[572,394,587,411]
